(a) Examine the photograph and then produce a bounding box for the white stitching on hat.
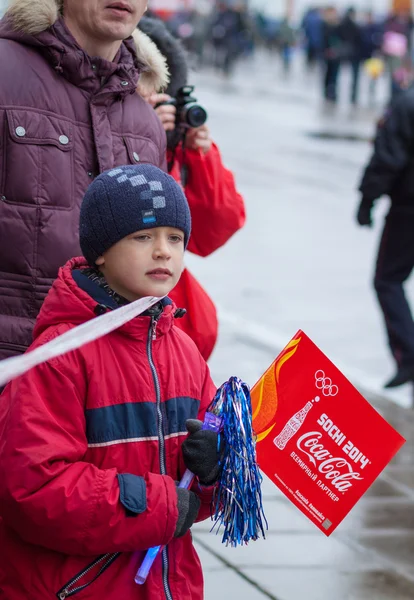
[149,181,163,191]
[129,174,148,187]
[105,168,171,214]
[108,168,123,177]
[153,196,166,209]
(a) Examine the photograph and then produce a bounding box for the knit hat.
[79,164,191,265]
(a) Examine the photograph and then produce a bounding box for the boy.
[0,164,222,599]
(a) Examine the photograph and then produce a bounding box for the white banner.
[0,296,163,388]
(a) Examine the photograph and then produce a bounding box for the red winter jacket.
[0,257,217,600]
[169,143,246,359]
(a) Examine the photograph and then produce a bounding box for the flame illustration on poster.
[251,337,301,442]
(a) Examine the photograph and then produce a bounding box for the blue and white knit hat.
[79,164,191,265]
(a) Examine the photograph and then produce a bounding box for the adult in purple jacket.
[0,0,170,361]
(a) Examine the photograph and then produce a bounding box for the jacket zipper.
[147,317,173,600]
[56,553,121,599]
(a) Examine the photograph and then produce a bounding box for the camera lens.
[182,104,208,128]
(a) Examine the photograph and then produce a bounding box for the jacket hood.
[4,0,169,96]
[33,257,175,341]
[138,16,188,97]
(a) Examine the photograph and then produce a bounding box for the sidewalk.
[194,324,414,600]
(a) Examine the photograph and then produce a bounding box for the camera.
[159,85,208,129]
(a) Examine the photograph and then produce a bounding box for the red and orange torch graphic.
[251,336,301,442]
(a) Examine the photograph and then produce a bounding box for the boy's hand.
[174,487,201,537]
[182,419,223,485]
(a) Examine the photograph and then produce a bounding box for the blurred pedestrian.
[210,1,249,75]
[391,56,414,98]
[338,7,364,105]
[364,55,386,104]
[277,17,296,74]
[188,8,209,66]
[382,12,412,97]
[361,10,384,59]
[0,0,168,364]
[361,11,385,104]
[357,86,414,388]
[383,12,412,53]
[301,7,323,68]
[138,16,246,359]
[322,6,342,103]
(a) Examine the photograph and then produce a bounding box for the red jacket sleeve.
[171,143,246,257]
[0,342,177,557]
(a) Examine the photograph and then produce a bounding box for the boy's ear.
[95,256,105,267]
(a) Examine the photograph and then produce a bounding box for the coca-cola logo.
[296,431,363,493]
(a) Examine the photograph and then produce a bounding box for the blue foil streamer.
[208,377,268,547]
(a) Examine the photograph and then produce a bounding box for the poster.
[251,331,406,535]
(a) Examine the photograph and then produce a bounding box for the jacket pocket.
[123,135,161,167]
[2,108,75,210]
[56,553,121,599]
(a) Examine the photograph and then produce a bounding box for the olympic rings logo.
[315,370,339,397]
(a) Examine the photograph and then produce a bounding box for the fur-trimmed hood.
[4,0,169,95]
[138,16,188,97]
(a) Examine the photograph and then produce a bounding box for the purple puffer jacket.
[0,1,169,361]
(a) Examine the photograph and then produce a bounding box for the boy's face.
[96,227,185,301]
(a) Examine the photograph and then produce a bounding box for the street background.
[188,52,414,599]
[189,54,414,408]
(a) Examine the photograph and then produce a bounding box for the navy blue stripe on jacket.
[86,397,200,447]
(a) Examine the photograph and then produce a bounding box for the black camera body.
[161,85,208,129]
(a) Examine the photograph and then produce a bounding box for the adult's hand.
[356,198,374,227]
[184,125,213,155]
[149,93,176,132]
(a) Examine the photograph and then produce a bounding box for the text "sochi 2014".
[317,413,370,470]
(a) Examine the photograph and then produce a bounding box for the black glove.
[356,198,374,227]
[181,419,223,485]
[174,487,201,538]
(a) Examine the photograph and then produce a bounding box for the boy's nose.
[153,239,171,259]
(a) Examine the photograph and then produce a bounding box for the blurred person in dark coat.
[322,6,342,102]
[361,10,384,103]
[210,1,249,75]
[357,87,414,388]
[338,7,364,105]
[361,10,384,59]
[301,7,323,67]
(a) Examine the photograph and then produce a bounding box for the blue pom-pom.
[208,377,268,547]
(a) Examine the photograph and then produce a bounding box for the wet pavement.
[188,54,414,599]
